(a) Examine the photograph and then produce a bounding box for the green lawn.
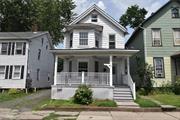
[149,94,180,107]
[0,92,27,102]
[37,99,117,109]
[135,95,160,107]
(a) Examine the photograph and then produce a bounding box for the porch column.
[109,55,113,86]
[127,57,130,75]
[54,55,58,85]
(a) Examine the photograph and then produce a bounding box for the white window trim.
[12,65,22,79]
[154,58,165,78]
[79,32,88,46]
[173,29,180,46]
[15,42,24,55]
[109,34,116,48]
[0,66,6,79]
[1,42,9,55]
[91,14,98,22]
[152,28,162,46]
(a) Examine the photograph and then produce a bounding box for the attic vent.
[91,14,98,22]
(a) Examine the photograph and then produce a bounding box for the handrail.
[127,74,136,100]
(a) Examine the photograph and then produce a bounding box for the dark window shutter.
[12,42,15,55]
[9,66,13,79]
[8,43,11,55]
[21,66,24,79]
[23,43,26,55]
[5,66,9,79]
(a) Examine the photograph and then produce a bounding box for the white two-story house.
[51,5,139,101]
[0,32,54,89]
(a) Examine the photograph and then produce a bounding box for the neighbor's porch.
[171,53,180,82]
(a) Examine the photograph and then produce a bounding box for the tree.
[0,0,76,45]
[119,5,147,29]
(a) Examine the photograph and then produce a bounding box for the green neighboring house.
[126,0,180,87]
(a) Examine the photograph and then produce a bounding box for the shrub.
[73,85,93,105]
[173,77,180,95]
[137,88,147,95]
[8,89,21,95]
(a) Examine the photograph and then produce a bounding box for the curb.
[39,107,180,112]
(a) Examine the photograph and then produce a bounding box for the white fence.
[56,72,110,87]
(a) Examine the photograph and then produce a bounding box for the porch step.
[113,87,133,102]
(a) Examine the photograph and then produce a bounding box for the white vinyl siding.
[152,28,161,46]
[79,32,88,45]
[173,28,180,45]
[154,57,165,78]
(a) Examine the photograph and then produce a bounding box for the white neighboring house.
[0,32,54,89]
[51,5,139,101]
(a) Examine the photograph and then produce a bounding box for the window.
[38,49,41,60]
[173,28,180,45]
[0,66,5,79]
[91,14,98,22]
[13,66,21,79]
[78,62,88,73]
[41,38,44,46]
[70,33,73,48]
[16,42,23,55]
[152,28,162,46]
[79,32,88,45]
[172,7,179,18]
[109,34,115,49]
[95,61,99,72]
[37,69,40,81]
[154,57,165,78]
[95,33,99,48]
[69,61,72,72]
[1,43,8,55]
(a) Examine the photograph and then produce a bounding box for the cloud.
[97,1,106,10]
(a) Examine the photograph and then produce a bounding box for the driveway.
[0,89,50,111]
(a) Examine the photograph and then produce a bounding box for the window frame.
[1,42,9,55]
[15,42,24,55]
[173,28,180,46]
[78,61,88,74]
[152,28,162,47]
[153,57,165,78]
[79,32,88,46]
[109,34,116,49]
[70,32,73,48]
[12,65,22,79]
[91,14,98,22]
[171,7,180,18]
[0,66,6,79]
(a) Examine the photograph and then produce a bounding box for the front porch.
[51,49,138,100]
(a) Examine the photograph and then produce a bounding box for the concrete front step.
[113,94,132,97]
[116,101,140,108]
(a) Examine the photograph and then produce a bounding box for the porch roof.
[171,52,180,58]
[50,48,139,57]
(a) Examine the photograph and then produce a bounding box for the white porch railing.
[126,74,136,100]
[56,72,110,87]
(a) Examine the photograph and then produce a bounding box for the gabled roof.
[126,0,180,46]
[70,4,127,33]
[0,32,49,40]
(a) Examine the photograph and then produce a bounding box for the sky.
[57,0,169,48]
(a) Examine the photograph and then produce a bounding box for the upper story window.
[172,7,179,18]
[38,49,41,60]
[173,28,180,46]
[109,34,115,49]
[91,14,98,22]
[1,43,8,55]
[95,33,99,48]
[152,28,162,47]
[70,33,73,48]
[79,32,88,45]
[0,42,26,55]
[153,57,165,78]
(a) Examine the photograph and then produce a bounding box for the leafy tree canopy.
[119,5,148,29]
[0,0,76,45]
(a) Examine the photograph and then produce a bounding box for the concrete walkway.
[0,109,179,120]
[0,89,50,111]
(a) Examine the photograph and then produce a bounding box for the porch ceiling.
[50,48,139,57]
[171,52,180,58]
